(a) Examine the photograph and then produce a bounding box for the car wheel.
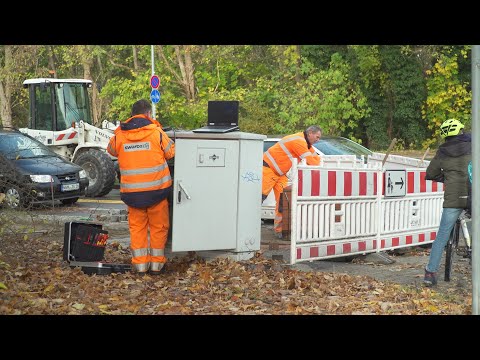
[61,197,79,205]
[4,185,27,209]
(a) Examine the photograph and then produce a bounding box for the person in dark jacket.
[423,119,471,286]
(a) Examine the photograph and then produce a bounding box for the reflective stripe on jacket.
[107,115,175,208]
[263,132,320,176]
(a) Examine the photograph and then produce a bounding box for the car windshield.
[313,137,372,157]
[263,139,279,153]
[0,133,56,160]
[55,83,93,130]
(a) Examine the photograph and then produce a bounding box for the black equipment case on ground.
[64,222,131,275]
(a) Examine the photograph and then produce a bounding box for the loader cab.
[23,78,93,132]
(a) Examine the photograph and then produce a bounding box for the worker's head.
[440,118,464,138]
[305,125,322,144]
[131,99,152,117]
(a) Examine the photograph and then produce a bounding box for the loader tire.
[75,149,116,197]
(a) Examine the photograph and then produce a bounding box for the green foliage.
[239,101,278,134]
[348,45,383,90]
[344,46,387,148]
[362,89,391,149]
[381,46,427,149]
[100,72,152,122]
[346,45,428,150]
[302,45,348,69]
[422,51,471,148]
[248,51,369,136]
[157,92,207,130]
[0,45,474,150]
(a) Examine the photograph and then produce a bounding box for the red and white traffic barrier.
[290,162,444,264]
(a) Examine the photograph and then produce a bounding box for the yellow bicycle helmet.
[440,119,464,138]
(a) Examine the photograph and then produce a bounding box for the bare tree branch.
[108,58,134,72]
[157,45,183,84]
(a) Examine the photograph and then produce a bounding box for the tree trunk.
[184,46,195,100]
[48,46,57,78]
[386,90,394,139]
[158,45,196,101]
[80,45,100,126]
[132,46,139,71]
[295,45,302,83]
[95,54,105,122]
[0,45,13,127]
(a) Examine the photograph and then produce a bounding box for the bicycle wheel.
[445,220,460,282]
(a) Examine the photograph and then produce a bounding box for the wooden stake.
[382,138,397,167]
[420,147,430,166]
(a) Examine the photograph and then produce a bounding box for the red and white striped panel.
[55,132,78,141]
[406,170,444,194]
[298,169,378,197]
[295,230,436,261]
[379,231,436,249]
[296,238,377,260]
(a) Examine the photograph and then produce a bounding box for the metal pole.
[151,45,156,118]
[472,45,480,315]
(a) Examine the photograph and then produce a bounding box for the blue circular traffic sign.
[150,75,160,89]
[150,89,161,104]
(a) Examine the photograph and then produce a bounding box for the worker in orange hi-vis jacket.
[107,99,175,275]
[262,125,322,238]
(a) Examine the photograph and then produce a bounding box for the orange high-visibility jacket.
[263,132,320,176]
[107,115,175,208]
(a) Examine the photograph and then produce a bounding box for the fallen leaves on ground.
[0,233,472,315]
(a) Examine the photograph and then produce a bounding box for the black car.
[0,128,89,209]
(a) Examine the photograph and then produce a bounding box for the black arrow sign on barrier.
[395,177,404,189]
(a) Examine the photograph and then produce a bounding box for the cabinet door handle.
[178,181,191,200]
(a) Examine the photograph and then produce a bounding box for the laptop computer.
[192,100,240,133]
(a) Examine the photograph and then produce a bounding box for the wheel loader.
[19,78,118,198]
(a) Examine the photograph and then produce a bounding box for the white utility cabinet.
[171,131,265,258]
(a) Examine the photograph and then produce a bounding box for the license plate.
[61,183,80,192]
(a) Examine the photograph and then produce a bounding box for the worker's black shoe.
[149,264,166,275]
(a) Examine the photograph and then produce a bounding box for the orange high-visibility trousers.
[262,166,288,234]
[128,198,169,272]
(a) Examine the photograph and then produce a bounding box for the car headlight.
[79,170,87,179]
[30,175,53,183]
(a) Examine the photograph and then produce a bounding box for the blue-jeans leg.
[426,207,463,273]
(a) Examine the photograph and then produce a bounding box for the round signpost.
[150,74,160,89]
[150,89,161,104]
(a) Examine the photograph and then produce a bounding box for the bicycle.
[444,210,472,282]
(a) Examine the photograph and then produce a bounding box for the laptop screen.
[208,101,239,126]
